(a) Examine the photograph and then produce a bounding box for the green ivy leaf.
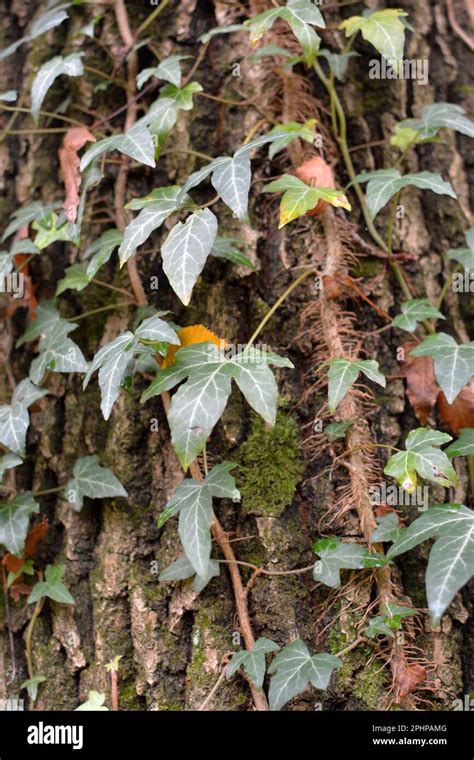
[136,55,190,89]
[210,237,257,270]
[392,298,444,333]
[279,0,325,66]
[227,637,280,689]
[31,53,84,124]
[267,640,341,711]
[0,379,48,456]
[384,427,456,490]
[354,169,457,220]
[387,504,474,623]
[313,537,367,587]
[64,455,127,512]
[324,420,354,442]
[0,453,23,481]
[364,616,396,639]
[267,120,317,159]
[2,201,62,242]
[0,492,39,557]
[32,212,73,249]
[0,5,70,61]
[159,555,220,593]
[56,262,91,295]
[80,122,156,172]
[446,428,474,458]
[262,174,350,228]
[340,9,408,69]
[399,103,474,140]
[327,358,385,412]
[84,228,122,278]
[317,49,359,81]
[21,675,47,702]
[410,333,474,404]
[29,320,88,385]
[75,691,109,711]
[371,512,402,543]
[447,228,474,271]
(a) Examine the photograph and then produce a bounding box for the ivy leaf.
[267,120,317,159]
[384,427,456,490]
[29,320,88,385]
[21,675,47,702]
[84,228,122,278]
[313,537,367,588]
[75,691,109,711]
[2,201,62,242]
[140,97,178,151]
[211,154,251,221]
[80,122,156,172]
[317,49,358,81]
[392,299,444,333]
[410,333,474,404]
[211,237,257,270]
[324,420,353,442]
[387,504,474,623]
[364,616,396,639]
[56,262,91,294]
[267,640,341,711]
[0,5,70,60]
[0,493,39,556]
[354,169,457,220]
[198,24,247,44]
[371,513,402,543]
[400,103,474,140]
[32,212,73,249]
[142,342,292,469]
[159,555,220,593]
[447,228,474,271]
[446,428,474,457]
[245,8,282,42]
[0,380,48,456]
[340,9,408,69]
[64,455,127,512]
[16,301,75,348]
[327,358,385,412]
[160,81,203,111]
[279,0,325,66]
[262,174,350,227]
[0,90,17,102]
[248,44,294,61]
[119,186,194,265]
[0,453,23,481]
[205,461,241,500]
[136,55,190,89]
[162,209,218,305]
[135,314,181,345]
[31,53,84,124]
[227,638,280,689]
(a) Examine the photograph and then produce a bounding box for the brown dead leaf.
[59,127,96,223]
[394,662,426,699]
[2,519,48,576]
[295,156,336,216]
[401,343,440,425]
[438,384,474,435]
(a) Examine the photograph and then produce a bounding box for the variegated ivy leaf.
[17,301,75,348]
[158,462,239,577]
[446,428,474,458]
[141,342,293,469]
[2,201,62,242]
[64,455,127,512]
[162,209,218,305]
[136,55,190,89]
[119,186,194,265]
[0,4,70,60]
[266,120,317,159]
[410,333,474,405]
[0,453,23,481]
[84,316,179,419]
[340,9,408,70]
[387,504,474,623]
[399,103,474,141]
[29,319,88,385]
[227,638,280,689]
[68,163,102,245]
[354,169,457,220]
[80,122,156,172]
[262,175,350,228]
[267,640,341,711]
[392,298,444,333]
[371,512,402,543]
[31,53,84,124]
[211,154,252,221]
[312,537,372,588]
[28,563,74,605]
[32,212,73,249]
[0,492,39,556]
[384,427,456,492]
[447,228,474,271]
[159,555,220,593]
[317,49,359,81]
[211,237,257,270]
[245,0,325,66]
[327,358,386,413]
[0,379,48,456]
[84,228,122,278]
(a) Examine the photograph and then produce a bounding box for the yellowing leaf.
[160,325,226,368]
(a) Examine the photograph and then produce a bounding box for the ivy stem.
[160,147,214,162]
[91,278,136,299]
[2,565,16,681]
[32,485,65,497]
[436,264,461,310]
[246,268,314,348]
[67,301,133,321]
[198,667,228,711]
[25,579,44,680]
[135,0,170,39]
[202,445,209,477]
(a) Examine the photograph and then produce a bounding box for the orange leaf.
[59,127,96,223]
[394,662,426,699]
[160,325,226,369]
[2,519,48,576]
[295,156,336,216]
[438,385,474,435]
[401,343,440,425]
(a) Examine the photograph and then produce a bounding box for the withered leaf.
[59,127,96,223]
[394,662,426,699]
[295,156,336,216]
[438,384,474,435]
[401,343,439,425]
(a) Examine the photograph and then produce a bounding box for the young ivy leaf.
[75,691,109,711]
[210,237,257,270]
[32,212,73,249]
[387,504,474,623]
[399,103,474,141]
[141,342,293,470]
[353,169,457,220]
[267,640,341,711]
[21,675,47,702]
[159,555,220,593]
[28,563,74,605]
[266,120,317,159]
[447,228,474,271]
[410,333,474,405]
[0,379,48,456]
[340,9,408,70]
[162,209,218,305]
[262,174,350,228]
[392,299,444,333]
[64,455,127,512]
[16,300,75,348]
[327,358,385,413]
[56,262,91,295]
[84,228,122,278]
[31,53,84,124]
[226,638,280,689]
[136,55,190,89]
[370,512,402,543]
[324,420,354,442]
[0,492,39,557]
[384,427,456,492]
[317,49,359,81]
[364,616,397,639]
[313,537,368,588]
[80,122,156,172]
[29,320,88,385]
[2,201,62,242]
[446,428,474,458]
